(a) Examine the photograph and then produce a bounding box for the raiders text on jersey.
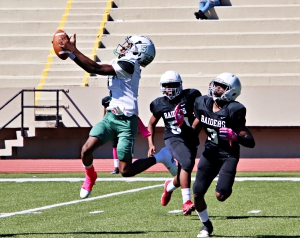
[200,115,226,128]
[164,108,187,119]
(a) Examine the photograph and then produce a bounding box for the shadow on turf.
[211,215,300,220]
[1,233,299,238]
[189,216,300,237]
[0,231,145,237]
[191,215,300,220]
[213,236,300,238]
[0,231,176,237]
[0,232,299,238]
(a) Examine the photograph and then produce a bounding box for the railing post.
[21,90,25,136]
[56,90,59,127]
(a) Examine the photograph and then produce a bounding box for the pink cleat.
[161,180,173,206]
[182,200,195,216]
[80,167,97,199]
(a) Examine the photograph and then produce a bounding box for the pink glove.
[219,128,238,146]
[174,103,184,127]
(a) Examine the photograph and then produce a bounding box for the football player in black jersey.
[147,71,202,216]
[192,72,255,237]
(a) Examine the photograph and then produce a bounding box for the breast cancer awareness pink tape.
[174,103,184,127]
[138,117,151,138]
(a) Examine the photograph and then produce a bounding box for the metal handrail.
[0,89,91,136]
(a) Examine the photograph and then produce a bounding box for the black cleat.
[197,220,213,237]
[110,167,119,174]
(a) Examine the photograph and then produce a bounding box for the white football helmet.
[160,71,183,100]
[209,72,241,101]
[114,35,156,67]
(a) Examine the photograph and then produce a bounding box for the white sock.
[166,179,177,192]
[113,159,119,168]
[181,188,191,204]
[83,163,93,169]
[197,209,209,222]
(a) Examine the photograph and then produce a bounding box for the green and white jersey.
[108,56,141,117]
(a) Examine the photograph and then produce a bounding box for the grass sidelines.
[0,172,299,238]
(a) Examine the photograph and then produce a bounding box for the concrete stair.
[0,127,35,157]
[109,6,300,20]
[97,0,300,92]
[98,46,300,61]
[113,0,300,7]
[99,32,300,47]
[0,0,113,125]
[0,0,300,88]
[103,20,300,34]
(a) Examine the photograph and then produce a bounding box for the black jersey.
[150,88,201,145]
[194,95,246,159]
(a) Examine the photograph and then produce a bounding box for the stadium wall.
[1,86,300,159]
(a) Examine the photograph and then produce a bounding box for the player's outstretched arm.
[59,33,115,76]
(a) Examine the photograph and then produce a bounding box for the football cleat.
[110,167,119,174]
[154,147,178,176]
[197,220,213,237]
[161,180,173,206]
[80,170,97,199]
[182,200,195,216]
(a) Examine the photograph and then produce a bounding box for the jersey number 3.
[207,128,218,144]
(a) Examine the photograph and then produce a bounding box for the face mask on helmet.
[160,71,183,100]
[208,72,241,102]
[113,35,156,67]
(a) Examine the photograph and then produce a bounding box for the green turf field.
[0,172,299,238]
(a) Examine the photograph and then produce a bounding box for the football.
[52,29,70,60]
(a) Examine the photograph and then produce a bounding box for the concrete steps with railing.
[0,0,111,122]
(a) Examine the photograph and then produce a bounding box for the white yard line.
[0,184,162,218]
[0,177,299,219]
[0,177,299,182]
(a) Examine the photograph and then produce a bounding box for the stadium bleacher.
[0,0,300,159]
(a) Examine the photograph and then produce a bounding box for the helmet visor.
[210,81,230,100]
[113,38,133,58]
[161,82,182,100]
